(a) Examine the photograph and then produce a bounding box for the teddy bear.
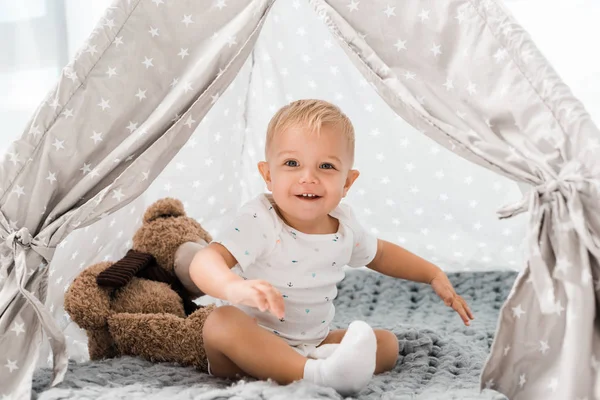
[64,197,216,372]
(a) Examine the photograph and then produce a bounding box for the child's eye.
[320,163,335,170]
[284,160,298,167]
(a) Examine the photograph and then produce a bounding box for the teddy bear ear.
[142,198,186,223]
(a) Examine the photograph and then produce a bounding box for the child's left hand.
[430,271,475,326]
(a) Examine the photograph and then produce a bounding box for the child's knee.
[375,329,399,371]
[202,305,251,345]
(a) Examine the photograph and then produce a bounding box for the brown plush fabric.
[64,262,115,330]
[64,197,215,369]
[111,279,186,317]
[108,305,216,372]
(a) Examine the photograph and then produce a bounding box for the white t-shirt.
[215,193,378,345]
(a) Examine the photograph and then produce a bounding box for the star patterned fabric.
[0,0,599,399]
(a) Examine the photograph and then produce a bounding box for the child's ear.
[343,169,360,197]
[258,161,272,191]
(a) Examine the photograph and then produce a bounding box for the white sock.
[303,320,377,396]
[307,343,339,359]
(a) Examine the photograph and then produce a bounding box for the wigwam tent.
[1,0,599,399]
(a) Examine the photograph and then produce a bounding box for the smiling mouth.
[296,194,321,200]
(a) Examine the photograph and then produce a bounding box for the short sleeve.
[338,203,379,268]
[215,198,278,272]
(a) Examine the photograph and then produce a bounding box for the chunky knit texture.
[33,269,515,399]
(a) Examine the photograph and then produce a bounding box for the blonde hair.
[265,99,355,163]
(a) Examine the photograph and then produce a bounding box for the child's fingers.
[456,296,474,320]
[255,283,285,318]
[464,300,475,320]
[250,287,269,312]
[452,299,470,325]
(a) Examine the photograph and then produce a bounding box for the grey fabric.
[0,0,274,397]
[32,269,513,400]
[310,0,600,398]
[174,241,207,298]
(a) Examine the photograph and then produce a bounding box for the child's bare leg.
[203,306,377,395]
[317,328,399,373]
[202,305,306,383]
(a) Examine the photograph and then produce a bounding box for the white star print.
[103,18,115,29]
[106,66,117,78]
[29,125,41,136]
[113,36,123,46]
[135,89,147,101]
[182,15,194,26]
[52,138,65,151]
[65,69,77,82]
[226,36,237,47]
[347,0,359,12]
[466,81,477,95]
[98,98,110,110]
[539,340,550,354]
[519,374,526,388]
[418,9,430,22]
[151,0,164,5]
[430,43,442,57]
[61,108,74,118]
[86,44,98,55]
[7,151,20,166]
[80,163,92,175]
[178,48,189,59]
[511,304,525,319]
[112,189,125,202]
[394,39,407,51]
[142,57,154,68]
[384,5,396,17]
[149,27,159,37]
[216,0,227,10]
[5,359,18,373]
[90,131,103,144]
[184,116,196,128]
[126,121,138,133]
[11,322,25,336]
[46,171,57,184]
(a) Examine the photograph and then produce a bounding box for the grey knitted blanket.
[32,269,515,399]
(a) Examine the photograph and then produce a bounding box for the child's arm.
[367,239,474,325]
[366,239,441,283]
[189,242,242,300]
[189,243,285,318]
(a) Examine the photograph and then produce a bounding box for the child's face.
[258,123,359,224]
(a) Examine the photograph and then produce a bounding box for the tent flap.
[309,0,600,398]
[0,0,275,397]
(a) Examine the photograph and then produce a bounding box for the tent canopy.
[1,1,598,399]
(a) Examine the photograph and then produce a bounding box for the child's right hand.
[224,279,285,319]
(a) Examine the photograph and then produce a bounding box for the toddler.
[189,99,474,395]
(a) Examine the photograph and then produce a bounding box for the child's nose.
[299,167,319,184]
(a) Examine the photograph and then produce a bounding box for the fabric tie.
[496,160,599,314]
[0,221,68,387]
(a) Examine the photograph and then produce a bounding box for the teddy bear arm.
[64,261,115,330]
